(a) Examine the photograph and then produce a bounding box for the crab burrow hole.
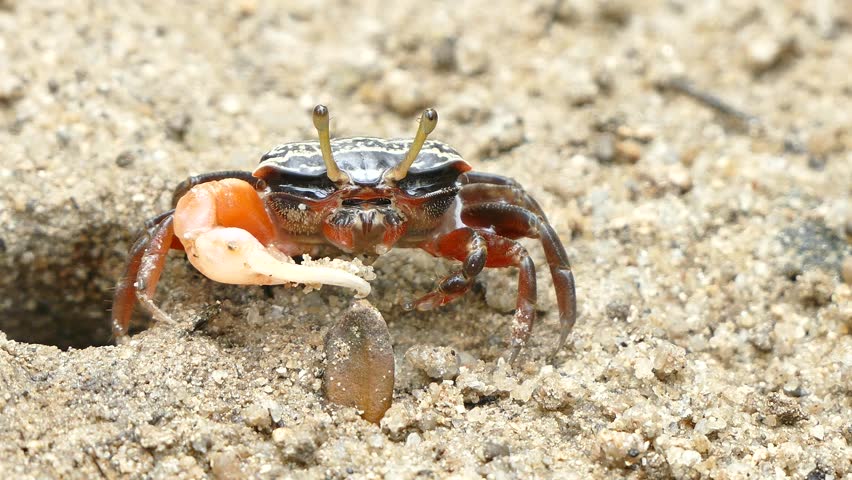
[0,206,135,349]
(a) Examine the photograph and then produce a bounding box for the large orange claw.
[174,179,371,297]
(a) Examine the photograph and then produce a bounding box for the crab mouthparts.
[353,210,385,251]
[342,197,392,207]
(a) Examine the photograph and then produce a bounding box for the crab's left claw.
[174,178,371,296]
[111,177,372,340]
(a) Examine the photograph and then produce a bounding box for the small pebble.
[236,0,257,17]
[286,0,315,20]
[564,69,600,106]
[477,112,525,157]
[806,467,830,480]
[271,428,288,444]
[595,430,648,467]
[652,341,687,381]
[592,133,614,163]
[552,0,580,23]
[381,70,433,116]
[381,401,417,439]
[482,441,510,462]
[810,424,825,441]
[457,40,490,76]
[137,424,176,451]
[55,127,71,146]
[405,432,422,447]
[532,373,574,411]
[432,37,457,72]
[219,95,243,115]
[597,0,632,25]
[841,256,852,285]
[745,35,796,74]
[268,402,285,424]
[165,113,192,142]
[366,433,384,450]
[404,345,461,381]
[190,432,212,454]
[795,270,834,307]
[0,72,25,103]
[845,212,852,239]
[614,139,642,163]
[455,370,499,404]
[605,300,630,321]
[241,403,271,430]
[760,392,807,426]
[807,128,840,157]
[594,66,614,94]
[115,150,135,168]
[782,384,808,398]
[663,445,702,475]
[666,164,693,194]
[211,370,228,384]
[271,425,323,465]
[210,450,245,480]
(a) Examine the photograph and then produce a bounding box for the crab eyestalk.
[385,108,438,182]
[312,104,349,184]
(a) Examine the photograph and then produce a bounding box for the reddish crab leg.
[134,217,176,323]
[462,202,576,354]
[408,225,537,361]
[460,175,548,219]
[405,227,487,311]
[460,171,521,186]
[480,234,537,362]
[111,216,176,338]
[112,230,149,337]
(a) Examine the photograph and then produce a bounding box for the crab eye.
[395,157,471,196]
[397,170,459,196]
[255,166,338,199]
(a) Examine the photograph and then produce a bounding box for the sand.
[1,0,850,478]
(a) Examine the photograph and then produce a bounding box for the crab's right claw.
[188,227,370,297]
[174,178,371,297]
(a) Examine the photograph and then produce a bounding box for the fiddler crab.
[112,105,576,360]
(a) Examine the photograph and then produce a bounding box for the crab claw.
[186,227,370,296]
[174,178,371,297]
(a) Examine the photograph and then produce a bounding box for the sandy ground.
[1,0,851,478]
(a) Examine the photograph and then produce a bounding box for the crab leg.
[459,183,548,220]
[405,227,487,311]
[409,227,537,361]
[460,173,547,219]
[472,234,538,362]
[111,216,176,338]
[462,202,576,355]
[173,178,371,294]
[460,171,521,186]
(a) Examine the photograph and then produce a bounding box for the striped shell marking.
[255,137,465,184]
